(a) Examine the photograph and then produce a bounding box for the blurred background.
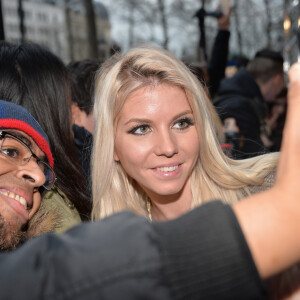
[0,0,299,69]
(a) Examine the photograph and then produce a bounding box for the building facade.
[67,0,111,61]
[1,0,111,62]
[283,0,300,70]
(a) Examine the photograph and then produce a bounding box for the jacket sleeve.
[208,30,230,98]
[154,201,266,300]
[0,201,265,300]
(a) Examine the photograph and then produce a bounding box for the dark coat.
[208,29,230,98]
[0,201,265,299]
[73,124,93,194]
[214,68,268,158]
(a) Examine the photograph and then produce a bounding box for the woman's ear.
[71,103,83,126]
[114,150,120,162]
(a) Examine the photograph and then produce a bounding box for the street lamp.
[284,13,291,32]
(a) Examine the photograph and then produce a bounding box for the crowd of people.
[0,6,298,300]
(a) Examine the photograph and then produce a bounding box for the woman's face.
[114,83,200,202]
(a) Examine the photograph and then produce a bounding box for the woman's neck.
[147,183,193,221]
[151,200,191,221]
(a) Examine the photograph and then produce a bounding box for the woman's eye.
[129,125,150,135]
[173,118,194,130]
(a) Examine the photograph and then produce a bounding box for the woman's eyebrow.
[172,110,193,121]
[124,118,151,126]
[124,110,193,126]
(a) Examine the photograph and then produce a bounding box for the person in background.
[67,59,101,191]
[189,6,231,99]
[67,59,101,135]
[0,42,91,234]
[214,49,285,158]
[207,6,232,98]
[188,7,232,150]
[267,87,287,152]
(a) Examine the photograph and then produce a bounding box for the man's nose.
[16,160,46,188]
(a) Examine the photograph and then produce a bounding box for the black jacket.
[208,29,230,98]
[214,68,268,158]
[73,124,93,194]
[0,201,265,299]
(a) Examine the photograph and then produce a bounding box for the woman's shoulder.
[27,186,82,238]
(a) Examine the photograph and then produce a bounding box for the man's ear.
[71,103,82,126]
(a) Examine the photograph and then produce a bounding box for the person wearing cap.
[214,49,285,158]
[0,42,90,235]
[0,100,55,251]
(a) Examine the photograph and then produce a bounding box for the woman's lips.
[151,164,182,177]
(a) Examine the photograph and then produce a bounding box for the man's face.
[71,103,95,134]
[0,130,46,251]
[265,73,285,103]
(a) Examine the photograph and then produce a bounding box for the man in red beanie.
[0,100,55,251]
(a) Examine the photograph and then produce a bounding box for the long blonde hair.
[92,46,278,220]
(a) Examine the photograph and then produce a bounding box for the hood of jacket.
[218,68,264,103]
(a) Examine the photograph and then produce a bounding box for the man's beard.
[0,213,27,252]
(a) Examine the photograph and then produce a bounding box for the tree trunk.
[0,0,5,40]
[263,0,272,48]
[157,0,168,49]
[232,1,243,55]
[128,0,135,48]
[18,0,25,43]
[84,0,98,59]
[65,0,73,61]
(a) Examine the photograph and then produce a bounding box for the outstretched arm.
[233,63,300,278]
[208,9,231,98]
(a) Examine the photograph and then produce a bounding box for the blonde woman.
[91,46,278,222]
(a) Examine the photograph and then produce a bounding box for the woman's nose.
[154,129,178,157]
